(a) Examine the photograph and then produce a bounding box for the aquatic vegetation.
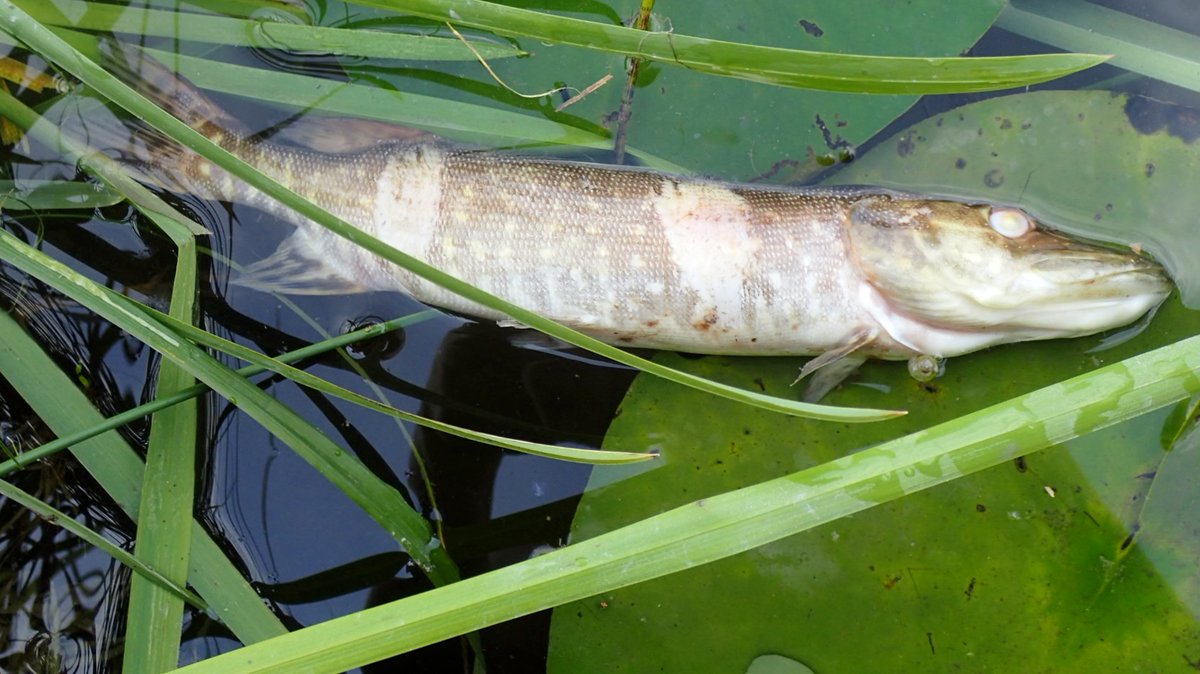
[0,0,1196,671]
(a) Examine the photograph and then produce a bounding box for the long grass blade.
[0,475,204,608]
[142,0,308,21]
[145,306,656,465]
[365,0,1107,93]
[0,311,440,476]
[0,226,461,586]
[123,240,198,674]
[997,0,1200,93]
[0,5,897,423]
[23,0,523,61]
[0,308,287,643]
[171,334,1200,673]
[0,179,122,210]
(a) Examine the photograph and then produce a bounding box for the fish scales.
[103,48,1171,377]
[227,142,884,355]
[428,152,872,354]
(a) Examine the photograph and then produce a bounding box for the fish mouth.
[1027,244,1165,281]
[860,243,1171,339]
[857,235,1172,357]
[1008,251,1172,333]
[860,256,1171,359]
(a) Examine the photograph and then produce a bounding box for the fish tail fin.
[101,40,246,143]
[93,41,246,199]
[71,111,200,195]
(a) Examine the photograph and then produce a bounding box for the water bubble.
[907,354,942,382]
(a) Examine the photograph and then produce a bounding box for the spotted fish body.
[115,50,1171,372]
[235,144,899,356]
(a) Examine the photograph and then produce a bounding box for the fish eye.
[988,207,1032,238]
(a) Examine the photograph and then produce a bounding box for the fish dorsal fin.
[270,116,439,154]
[232,233,369,295]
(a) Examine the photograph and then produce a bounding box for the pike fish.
[104,49,1170,392]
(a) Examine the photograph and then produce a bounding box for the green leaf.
[548,302,1200,671]
[365,0,1107,93]
[124,241,198,674]
[141,0,308,21]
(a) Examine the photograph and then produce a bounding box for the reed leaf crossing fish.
[100,47,1170,397]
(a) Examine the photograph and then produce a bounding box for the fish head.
[845,194,1171,355]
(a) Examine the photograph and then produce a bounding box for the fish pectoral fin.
[800,354,868,403]
[504,329,576,352]
[792,327,877,402]
[232,234,369,295]
[793,327,877,383]
[496,318,532,330]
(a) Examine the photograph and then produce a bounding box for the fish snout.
[1028,248,1172,299]
[1013,248,1172,334]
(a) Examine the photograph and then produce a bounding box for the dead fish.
[97,46,1171,396]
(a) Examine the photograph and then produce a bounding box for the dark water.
[1,0,1198,671]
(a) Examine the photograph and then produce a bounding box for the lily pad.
[547,84,1200,669]
[547,305,1200,670]
[500,0,1007,178]
[823,89,1200,307]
